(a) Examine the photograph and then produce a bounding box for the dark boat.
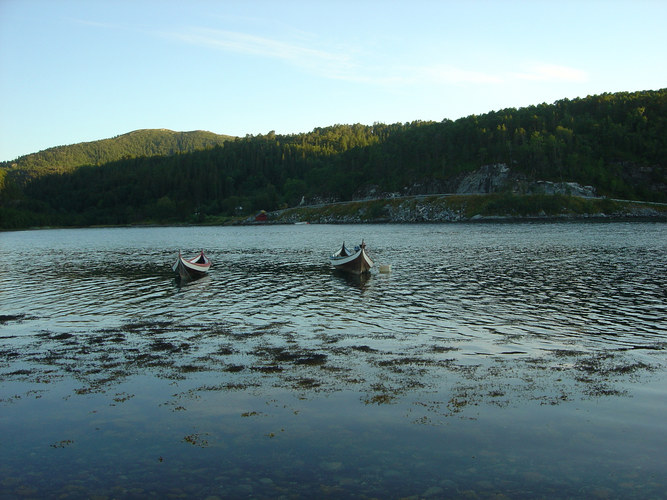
[329,240,374,274]
[173,250,211,280]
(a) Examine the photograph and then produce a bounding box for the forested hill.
[1,129,235,183]
[1,89,665,229]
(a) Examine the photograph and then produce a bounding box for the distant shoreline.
[3,194,666,232]
[242,194,667,226]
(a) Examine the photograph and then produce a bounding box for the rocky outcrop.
[262,163,662,225]
[266,190,666,225]
[352,164,597,200]
[383,200,465,223]
[452,163,597,197]
[456,164,511,194]
[520,180,596,197]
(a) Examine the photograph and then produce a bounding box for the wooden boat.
[173,250,211,280]
[329,240,374,274]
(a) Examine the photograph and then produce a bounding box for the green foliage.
[1,89,665,229]
[1,129,234,185]
[469,193,631,218]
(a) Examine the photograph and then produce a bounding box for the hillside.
[1,129,235,184]
[1,89,665,229]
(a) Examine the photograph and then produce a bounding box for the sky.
[1,0,665,162]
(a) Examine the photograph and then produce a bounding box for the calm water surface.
[1,223,666,499]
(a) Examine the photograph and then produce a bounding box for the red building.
[255,210,268,222]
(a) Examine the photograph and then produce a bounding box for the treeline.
[1,89,665,229]
[1,129,234,183]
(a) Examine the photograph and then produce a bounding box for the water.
[1,223,666,499]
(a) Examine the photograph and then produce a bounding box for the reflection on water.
[332,269,372,289]
[0,223,666,498]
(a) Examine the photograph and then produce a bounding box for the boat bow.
[173,250,211,280]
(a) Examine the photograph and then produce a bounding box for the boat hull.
[173,252,210,280]
[330,248,374,274]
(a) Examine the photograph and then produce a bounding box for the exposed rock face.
[282,164,624,224]
[521,181,596,197]
[368,164,597,199]
[456,164,511,194]
[453,163,597,197]
[330,164,602,208]
[384,201,465,223]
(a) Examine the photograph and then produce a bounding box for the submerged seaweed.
[1,315,659,419]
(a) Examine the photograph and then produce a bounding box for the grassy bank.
[252,194,667,225]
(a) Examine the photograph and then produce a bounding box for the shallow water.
[1,223,666,498]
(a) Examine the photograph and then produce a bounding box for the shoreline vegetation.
[6,194,666,231]
[246,193,667,225]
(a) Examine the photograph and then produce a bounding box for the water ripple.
[1,223,665,355]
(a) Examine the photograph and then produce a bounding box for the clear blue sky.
[1,0,665,162]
